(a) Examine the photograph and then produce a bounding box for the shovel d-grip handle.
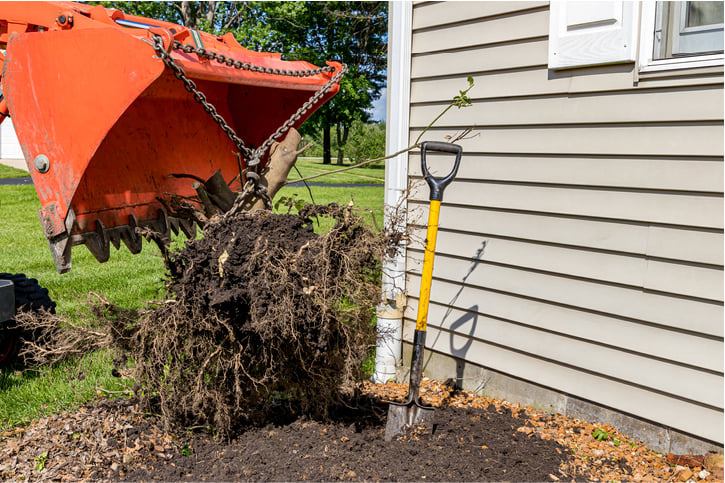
[406,141,463,400]
[420,141,462,201]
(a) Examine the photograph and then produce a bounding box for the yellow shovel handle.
[415,199,441,332]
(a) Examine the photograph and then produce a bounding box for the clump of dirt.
[129,205,385,435]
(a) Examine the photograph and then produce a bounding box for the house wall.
[402,1,724,447]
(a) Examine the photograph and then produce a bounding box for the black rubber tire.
[0,273,56,366]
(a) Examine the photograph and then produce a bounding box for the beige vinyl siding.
[409,181,723,228]
[411,66,724,103]
[407,251,723,337]
[405,2,724,443]
[402,295,724,410]
[406,277,723,373]
[407,227,724,302]
[406,203,724,265]
[412,2,548,30]
[409,124,724,156]
[408,154,724,192]
[410,86,724,125]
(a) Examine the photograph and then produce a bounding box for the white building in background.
[1,118,24,161]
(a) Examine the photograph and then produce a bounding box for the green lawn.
[288,157,384,184]
[0,177,383,429]
[0,163,28,179]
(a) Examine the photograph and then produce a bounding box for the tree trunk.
[249,128,303,211]
[336,123,344,165]
[322,122,332,165]
[180,1,196,28]
[205,1,216,26]
[336,123,350,165]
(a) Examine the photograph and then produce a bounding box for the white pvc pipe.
[374,0,412,383]
[372,298,404,383]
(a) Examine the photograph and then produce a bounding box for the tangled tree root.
[131,204,385,435]
[12,295,136,367]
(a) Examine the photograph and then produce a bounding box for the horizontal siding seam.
[406,272,724,341]
[411,36,548,58]
[407,151,725,161]
[410,120,725,129]
[410,83,725,105]
[407,248,725,305]
[407,224,725,269]
[407,199,725,233]
[411,5,548,34]
[412,65,548,82]
[405,320,724,411]
[407,175,725,196]
[408,295,724,376]
[412,1,439,8]
[413,34,548,55]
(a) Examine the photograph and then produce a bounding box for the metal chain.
[152,35,255,160]
[225,172,272,218]
[151,35,347,170]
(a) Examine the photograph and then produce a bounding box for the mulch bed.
[0,379,721,481]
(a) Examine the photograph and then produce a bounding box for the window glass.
[654,1,724,59]
[686,2,724,28]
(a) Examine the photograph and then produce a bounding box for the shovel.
[385,141,462,442]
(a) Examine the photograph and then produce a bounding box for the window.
[640,1,724,71]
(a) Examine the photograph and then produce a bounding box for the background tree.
[100,1,388,165]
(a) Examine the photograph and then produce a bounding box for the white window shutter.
[548,1,638,69]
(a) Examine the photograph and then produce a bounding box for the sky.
[370,87,387,122]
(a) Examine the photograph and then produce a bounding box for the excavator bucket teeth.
[0,2,342,273]
[179,219,197,240]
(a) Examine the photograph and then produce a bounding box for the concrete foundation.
[400,342,723,455]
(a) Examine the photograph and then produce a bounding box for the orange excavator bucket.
[0,2,342,272]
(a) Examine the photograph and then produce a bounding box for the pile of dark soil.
[130,404,568,482]
[6,380,709,482]
[129,206,384,435]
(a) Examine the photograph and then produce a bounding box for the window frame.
[638,1,724,72]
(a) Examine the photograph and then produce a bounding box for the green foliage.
[453,76,475,108]
[592,427,610,442]
[34,451,48,472]
[180,443,192,457]
[303,121,385,164]
[274,194,307,214]
[591,426,622,446]
[345,121,386,164]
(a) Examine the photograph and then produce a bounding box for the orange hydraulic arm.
[0,2,342,272]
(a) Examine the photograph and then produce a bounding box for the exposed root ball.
[131,205,383,435]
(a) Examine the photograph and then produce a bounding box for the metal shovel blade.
[384,399,435,442]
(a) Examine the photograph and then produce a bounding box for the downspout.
[373,0,412,384]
